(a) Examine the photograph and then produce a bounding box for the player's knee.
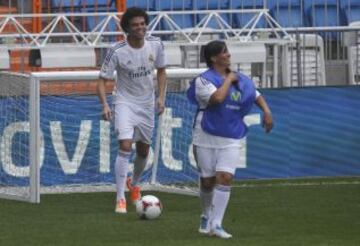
[119,140,132,152]
[136,148,148,158]
[216,172,233,186]
[200,177,216,191]
[136,143,150,158]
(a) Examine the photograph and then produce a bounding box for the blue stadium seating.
[340,0,360,24]
[81,0,116,11]
[156,0,192,10]
[155,0,195,30]
[269,0,307,27]
[126,0,156,11]
[120,0,356,30]
[194,0,231,29]
[51,0,82,12]
[306,0,346,27]
[230,0,267,28]
[305,0,346,40]
[83,0,117,41]
[52,0,116,12]
[85,16,117,34]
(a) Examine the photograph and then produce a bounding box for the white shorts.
[113,103,154,144]
[194,145,241,177]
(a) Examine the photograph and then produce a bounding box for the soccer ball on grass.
[136,195,162,220]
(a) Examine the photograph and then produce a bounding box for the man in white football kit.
[97,7,167,213]
[188,41,273,238]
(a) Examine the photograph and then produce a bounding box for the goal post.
[29,74,40,203]
[0,69,204,203]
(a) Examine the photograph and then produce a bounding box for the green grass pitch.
[1,177,359,246]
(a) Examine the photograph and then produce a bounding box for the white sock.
[210,184,231,228]
[115,150,131,201]
[132,154,147,186]
[200,187,213,218]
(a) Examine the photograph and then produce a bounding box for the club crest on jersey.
[231,91,241,102]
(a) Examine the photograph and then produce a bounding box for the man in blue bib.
[187,40,273,239]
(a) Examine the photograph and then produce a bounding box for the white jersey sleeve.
[256,89,261,98]
[195,76,217,109]
[155,39,166,68]
[100,42,124,80]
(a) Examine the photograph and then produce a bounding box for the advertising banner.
[1,86,359,186]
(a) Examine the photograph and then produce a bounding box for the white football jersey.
[100,36,166,106]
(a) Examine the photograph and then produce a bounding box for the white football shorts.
[113,103,154,144]
[194,145,241,177]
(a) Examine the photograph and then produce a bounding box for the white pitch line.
[232,180,360,188]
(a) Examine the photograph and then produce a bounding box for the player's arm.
[156,67,167,115]
[97,78,112,121]
[155,39,167,115]
[255,92,273,133]
[208,72,237,105]
[98,46,116,121]
[194,77,216,106]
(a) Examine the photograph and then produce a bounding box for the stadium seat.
[281,34,326,87]
[51,0,82,12]
[193,0,231,29]
[51,0,85,32]
[156,0,194,30]
[341,0,360,24]
[269,0,307,27]
[230,0,267,28]
[306,0,346,27]
[126,0,155,11]
[82,0,118,41]
[80,0,116,11]
[85,15,117,34]
[306,0,346,40]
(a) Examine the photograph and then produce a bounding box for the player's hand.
[262,111,273,133]
[225,72,238,84]
[156,98,165,115]
[102,104,112,121]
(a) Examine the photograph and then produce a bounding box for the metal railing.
[0,9,294,49]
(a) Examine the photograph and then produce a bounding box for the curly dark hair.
[120,7,149,33]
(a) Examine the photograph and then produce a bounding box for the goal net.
[0,70,201,203]
[0,72,39,202]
